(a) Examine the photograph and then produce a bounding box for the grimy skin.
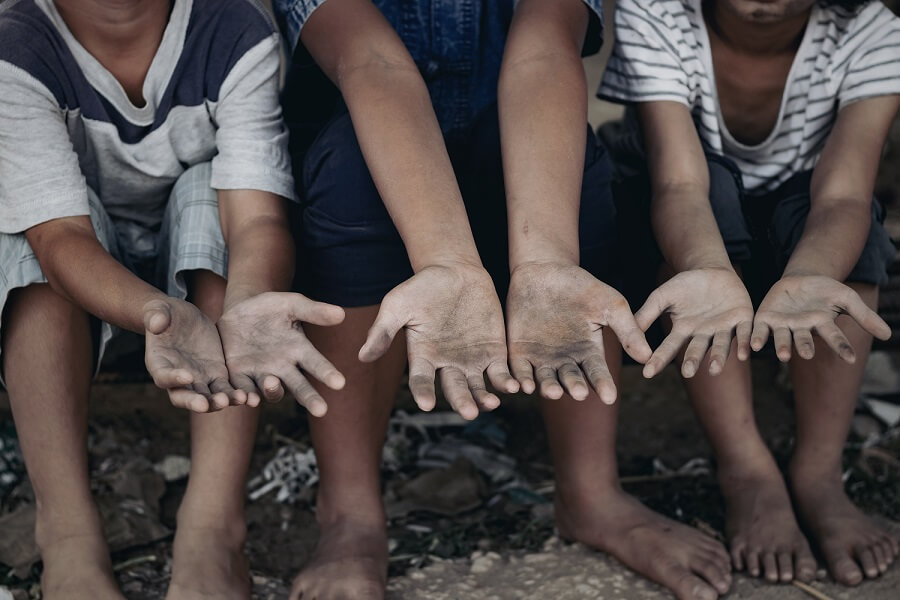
[3,1,348,599]
[634,0,900,594]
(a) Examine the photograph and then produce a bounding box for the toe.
[762,552,779,583]
[776,549,793,582]
[828,552,864,586]
[730,542,746,571]
[795,548,818,583]
[872,542,888,573]
[856,546,880,579]
[674,570,720,600]
[692,556,731,595]
[746,548,761,578]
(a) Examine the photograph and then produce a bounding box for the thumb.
[143,299,172,335]
[634,285,668,332]
[607,308,653,364]
[290,295,346,327]
[358,306,405,363]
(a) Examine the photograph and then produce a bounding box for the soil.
[1,356,898,600]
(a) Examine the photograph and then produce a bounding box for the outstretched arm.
[26,217,239,412]
[500,0,651,404]
[300,0,517,419]
[750,96,899,361]
[633,101,754,378]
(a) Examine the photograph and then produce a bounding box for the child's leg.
[548,336,733,600]
[681,342,816,583]
[3,284,124,600]
[166,270,256,600]
[289,307,406,600]
[789,283,898,585]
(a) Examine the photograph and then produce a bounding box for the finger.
[168,388,210,413]
[230,373,261,407]
[486,360,520,394]
[281,370,327,417]
[192,380,225,411]
[358,305,404,363]
[633,286,668,332]
[439,367,478,420]
[643,330,687,379]
[838,289,891,340]
[814,320,856,363]
[773,327,793,362]
[557,362,590,401]
[147,363,194,389]
[707,330,732,376]
[210,376,243,407]
[408,357,437,412]
[750,320,771,352]
[509,357,535,394]
[535,366,564,400]
[288,295,346,327]
[606,307,653,363]
[793,328,816,360]
[256,374,284,403]
[142,299,172,335]
[735,321,752,361]
[681,334,711,379]
[580,354,617,405]
[294,344,345,390]
[467,374,500,411]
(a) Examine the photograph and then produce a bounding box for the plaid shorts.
[0,162,228,383]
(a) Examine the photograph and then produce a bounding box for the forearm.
[500,50,586,271]
[783,200,870,280]
[27,223,167,333]
[651,184,733,272]
[221,214,296,310]
[338,63,481,270]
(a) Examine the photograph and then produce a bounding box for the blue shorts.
[293,105,618,306]
[615,154,895,307]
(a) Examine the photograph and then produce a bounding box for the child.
[600,0,900,592]
[276,0,732,598]
[0,0,345,598]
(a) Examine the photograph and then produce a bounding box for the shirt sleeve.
[598,0,692,106]
[272,0,330,54]
[210,33,298,202]
[0,62,90,234]
[581,0,605,57]
[837,4,900,110]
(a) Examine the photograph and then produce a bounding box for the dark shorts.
[294,105,618,306]
[616,154,896,308]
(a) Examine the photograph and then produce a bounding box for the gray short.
[0,162,228,384]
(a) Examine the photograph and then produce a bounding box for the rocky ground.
[1,354,898,600]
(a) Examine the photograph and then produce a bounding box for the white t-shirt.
[599,0,900,194]
[0,0,295,234]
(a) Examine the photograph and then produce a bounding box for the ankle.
[175,506,247,547]
[314,483,385,529]
[34,505,106,553]
[787,461,844,495]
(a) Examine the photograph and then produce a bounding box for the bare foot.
[39,533,124,600]
[720,464,817,582]
[290,518,388,600]
[166,526,251,600]
[791,475,899,586]
[556,489,732,600]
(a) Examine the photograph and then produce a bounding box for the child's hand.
[143,298,242,412]
[216,292,346,416]
[358,261,518,420]
[636,268,754,378]
[506,262,651,404]
[752,275,890,363]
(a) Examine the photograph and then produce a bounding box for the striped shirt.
[599,0,900,194]
[0,0,295,234]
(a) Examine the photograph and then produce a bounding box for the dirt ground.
[1,354,898,600]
